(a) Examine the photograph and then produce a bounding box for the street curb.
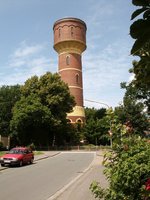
[0,167,8,171]
[35,152,61,161]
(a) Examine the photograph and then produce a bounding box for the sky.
[0,0,136,109]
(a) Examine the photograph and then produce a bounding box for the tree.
[20,72,75,120]
[115,0,150,133]
[83,107,109,145]
[90,109,150,200]
[0,85,21,136]
[91,0,150,200]
[10,72,75,146]
[130,0,150,55]
[90,136,150,200]
[130,0,150,111]
[114,82,149,136]
[10,94,54,145]
[90,2,150,199]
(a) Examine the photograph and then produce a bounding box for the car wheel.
[30,158,34,164]
[1,163,5,167]
[19,160,23,167]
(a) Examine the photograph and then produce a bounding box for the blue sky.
[0,0,135,108]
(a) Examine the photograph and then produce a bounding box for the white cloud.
[87,0,114,27]
[13,41,44,58]
[9,59,25,67]
[29,57,51,75]
[82,38,132,108]
[1,41,57,86]
[81,0,133,108]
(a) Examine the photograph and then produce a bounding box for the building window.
[76,119,83,131]
[71,27,74,37]
[75,74,79,84]
[66,55,70,65]
[77,119,82,123]
[67,119,72,123]
[59,28,61,37]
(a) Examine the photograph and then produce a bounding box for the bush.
[90,136,150,200]
[28,143,35,151]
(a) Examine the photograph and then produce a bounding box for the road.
[0,152,95,200]
[54,153,108,200]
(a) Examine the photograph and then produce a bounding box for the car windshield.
[8,149,24,154]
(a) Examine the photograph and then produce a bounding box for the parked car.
[0,147,34,167]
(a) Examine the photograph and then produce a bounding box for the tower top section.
[53,17,87,54]
[53,17,87,30]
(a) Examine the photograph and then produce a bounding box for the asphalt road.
[54,153,108,200]
[0,152,95,200]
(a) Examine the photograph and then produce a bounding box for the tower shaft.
[53,18,87,123]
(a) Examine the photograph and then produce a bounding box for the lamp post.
[84,99,113,148]
[108,130,113,148]
[84,99,110,109]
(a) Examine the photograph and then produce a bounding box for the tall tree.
[10,72,75,146]
[0,85,21,136]
[83,107,109,145]
[114,82,149,136]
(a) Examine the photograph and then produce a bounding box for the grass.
[0,151,7,156]
[0,151,44,157]
[33,151,44,155]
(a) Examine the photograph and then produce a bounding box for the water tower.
[53,17,87,123]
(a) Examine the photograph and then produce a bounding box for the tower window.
[59,28,61,37]
[71,27,74,37]
[66,55,70,65]
[75,74,79,84]
[76,119,82,131]
[67,119,72,123]
[77,119,82,123]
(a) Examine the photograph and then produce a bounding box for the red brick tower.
[53,17,87,123]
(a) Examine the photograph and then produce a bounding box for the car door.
[22,149,28,163]
[26,149,32,162]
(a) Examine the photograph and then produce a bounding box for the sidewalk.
[34,151,60,161]
[0,151,60,171]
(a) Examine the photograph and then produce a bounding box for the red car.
[0,147,34,167]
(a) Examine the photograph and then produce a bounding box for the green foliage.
[90,136,150,200]
[28,143,36,150]
[90,181,105,199]
[130,0,150,55]
[132,0,150,7]
[83,107,109,145]
[90,103,150,199]
[21,72,75,118]
[90,2,150,198]
[0,85,21,136]
[131,7,149,20]
[10,94,54,145]
[10,72,75,146]
[0,142,4,150]
[129,0,150,112]
[119,79,150,135]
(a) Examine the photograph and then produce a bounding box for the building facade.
[53,17,87,123]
